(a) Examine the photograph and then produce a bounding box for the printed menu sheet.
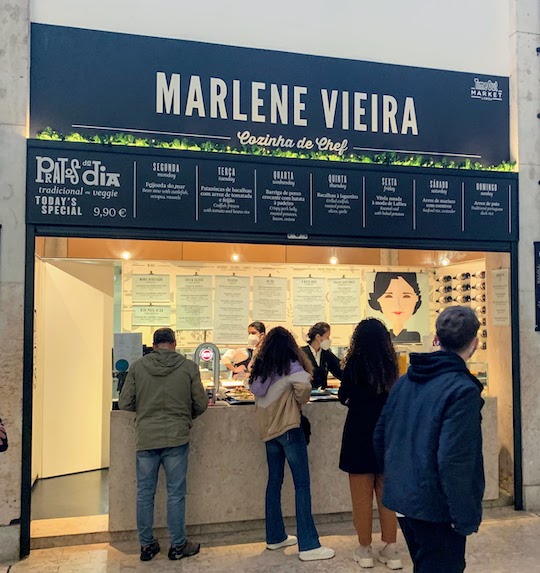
[176,275,213,330]
[253,276,287,321]
[132,305,171,326]
[213,276,250,343]
[491,268,510,326]
[328,278,361,324]
[293,277,326,326]
[132,274,170,302]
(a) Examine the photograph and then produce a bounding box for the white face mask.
[247,334,259,348]
[320,338,332,351]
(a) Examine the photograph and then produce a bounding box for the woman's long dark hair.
[342,318,398,394]
[249,326,313,384]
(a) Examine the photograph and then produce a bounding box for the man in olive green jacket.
[119,328,208,562]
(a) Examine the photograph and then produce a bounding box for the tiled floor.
[7,508,540,573]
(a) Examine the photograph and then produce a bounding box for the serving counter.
[109,397,498,534]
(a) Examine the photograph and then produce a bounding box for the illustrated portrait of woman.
[368,272,424,344]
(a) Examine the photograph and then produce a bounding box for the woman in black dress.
[339,318,402,570]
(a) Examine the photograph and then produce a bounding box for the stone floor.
[5,508,540,573]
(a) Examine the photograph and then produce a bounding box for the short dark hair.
[153,328,176,345]
[436,306,480,353]
[307,322,330,343]
[368,272,422,314]
[249,321,266,334]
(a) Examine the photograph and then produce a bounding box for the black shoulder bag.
[300,413,311,445]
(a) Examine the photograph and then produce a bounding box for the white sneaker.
[266,535,298,550]
[298,545,335,561]
[353,545,374,568]
[377,543,403,570]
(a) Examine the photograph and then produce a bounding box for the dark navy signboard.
[30,24,510,168]
[26,142,518,242]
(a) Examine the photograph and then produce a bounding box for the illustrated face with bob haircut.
[368,272,422,342]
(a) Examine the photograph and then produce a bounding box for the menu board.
[256,166,310,233]
[132,274,170,302]
[490,268,510,327]
[132,305,171,326]
[414,175,462,236]
[198,162,255,228]
[26,144,518,242]
[113,332,142,371]
[312,171,364,235]
[213,276,250,343]
[253,276,287,321]
[328,278,361,324]
[136,157,197,229]
[176,275,213,331]
[364,173,415,237]
[293,277,326,326]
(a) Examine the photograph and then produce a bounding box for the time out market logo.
[470,78,503,102]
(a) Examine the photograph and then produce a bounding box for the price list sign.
[414,175,462,236]
[463,179,513,240]
[256,166,310,233]
[26,147,135,226]
[311,170,364,235]
[136,157,197,229]
[27,143,517,243]
[364,173,415,237]
[197,162,256,228]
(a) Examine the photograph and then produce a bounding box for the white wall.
[38,261,113,478]
[30,0,510,75]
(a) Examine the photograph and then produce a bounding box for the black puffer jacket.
[373,351,485,536]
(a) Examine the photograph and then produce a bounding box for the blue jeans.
[136,444,189,547]
[265,427,320,552]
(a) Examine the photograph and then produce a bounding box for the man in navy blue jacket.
[374,306,484,573]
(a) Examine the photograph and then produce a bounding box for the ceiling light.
[231,253,240,262]
[440,256,450,266]
[329,256,338,265]
[121,251,131,260]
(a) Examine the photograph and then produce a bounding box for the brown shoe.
[168,539,201,560]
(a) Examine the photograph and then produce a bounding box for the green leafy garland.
[36,127,516,172]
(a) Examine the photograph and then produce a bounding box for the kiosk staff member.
[221,321,266,381]
[301,322,343,389]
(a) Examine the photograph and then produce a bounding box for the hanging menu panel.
[26,146,135,227]
[463,179,512,240]
[26,143,518,242]
[311,170,364,236]
[364,173,415,237]
[256,166,311,233]
[414,175,462,237]
[197,162,255,229]
[136,157,197,229]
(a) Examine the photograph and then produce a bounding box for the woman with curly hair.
[339,318,402,570]
[250,326,335,562]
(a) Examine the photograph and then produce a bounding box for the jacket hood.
[141,349,187,376]
[408,351,477,385]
